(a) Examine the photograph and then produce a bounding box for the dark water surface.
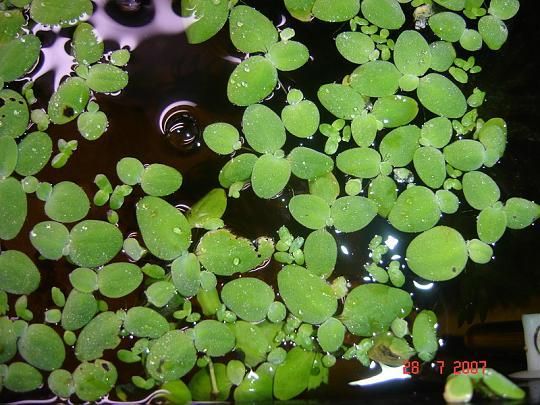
[2,0,539,402]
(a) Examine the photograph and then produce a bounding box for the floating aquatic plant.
[0,0,535,403]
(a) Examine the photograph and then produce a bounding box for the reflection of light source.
[510,313,540,380]
[349,363,411,387]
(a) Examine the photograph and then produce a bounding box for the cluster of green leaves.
[0,0,533,403]
[444,368,525,402]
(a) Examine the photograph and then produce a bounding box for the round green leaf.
[379,124,420,167]
[222,278,274,322]
[48,77,90,125]
[462,171,500,210]
[219,153,258,188]
[0,10,24,43]
[289,194,330,230]
[75,311,121,361]
[15,131,53,176]
[146,330,197,382]
[69,220,123,267]
[429,41,456,72]
[136,196,191,261]
[273,347,315,400]
[86,63,128,93]
[278,265,337,324]
[116,157,144,186]
[331,196,378,232]
[0,90,28,138]
[372,95,418,128]
[417,73,467,118]
[312,0,360,22]
[389,186,441,232]
[72,22,104,65]
[73,360,117,402]
[289,147,334,180]
[436,189,460,214]
[229,5,278,53]
[281,99,320,138]
[420,116,452,148]
[196,229,273,276]
[0,178,27,240]
[0,250,40,295]
[361,0,405,29]
[478,118,507,167]
[77,110,108,141]
[317,83,365,120]
[227,56,278,106]
[304,229,337,279]
[317,317,345,352]
[336,147,381,179]
[368,175,398,217]
[467,239,493,264]
[203,123,240,155]
[0,318,17,363]
[433,0,465,10]
[504,198,540,230]
[350,61,401,97]
[399,74,420,92]
[97,262,143,298]
[45,181,90,223]
[342,284,413,336]
[69,267,98,293]
[18,324,65,371]
[194,320,236,357]
[335,31,374,64]
[459,29,483,51]
[48,369,74,398]
[3,362,42,393]
[30,0,92,26]
[267,40,309,71]
[406,226,468,281]
[429,12,466,42]
[0,35,41,82]
[251,154,291,199]
[171,252,201,297]
[284,0,316,21]
[478,15,508,50]
[0,136,17,179]
[351,114,378,147]
[242,104,286,153]
[412,310,438,362]
[309,172,340,204]
[182,0,229,44]
[124,307,169,338]
[394,30,431,76]
[413,146,446,189]
[443,139,486,171]
[61,290,97,331]
[140,164,182,197]
[477,206,507,243]
[482,369,526,400]
[488,0,519,20]
[145,281,176,308]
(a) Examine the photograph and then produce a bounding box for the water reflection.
[159,101,201,152]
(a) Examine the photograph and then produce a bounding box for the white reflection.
[340,245,350,255]
[385,235,399,249]
[413,280,434,290]
[349,363,411,387]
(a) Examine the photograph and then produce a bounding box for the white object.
[510,313,540,380]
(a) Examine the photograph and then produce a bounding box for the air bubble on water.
[159,100,201,152]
